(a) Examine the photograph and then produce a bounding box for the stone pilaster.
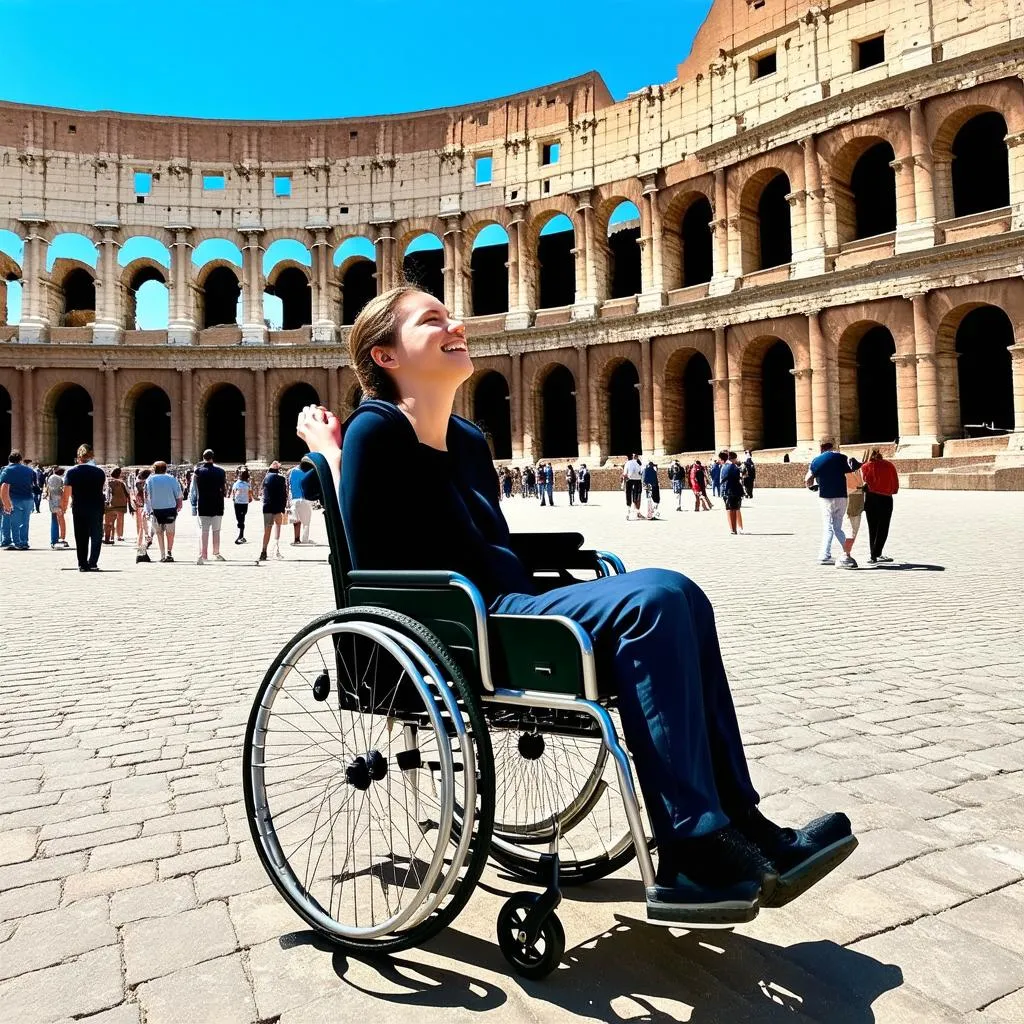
[372,223,397,293]
[93,228,122,345]
[892,353,920,441]
[792,136,828,277]
[253,368,267,464]
[898,291,942,455]
[574,342,591,460]
[310,229,336,343]
[898,103,940,251]
[510,344,524,460]
[640,337,655,455]
[711,326,731,452]
[505,206,532,330]
[167,228,196,346]
[240,230,267,345]
[179,368,194,464]
[442,216,465,319]
[17,223,49,343]
[637,173,665,311]
[791,366,815,455]
[571,189,599,320]
[1005,131,1024,233]
[708,169,736,296]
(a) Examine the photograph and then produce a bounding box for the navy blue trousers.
[492,568,759,845]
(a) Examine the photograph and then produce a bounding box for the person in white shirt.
[231,467,252,545]
[621,453,644,521]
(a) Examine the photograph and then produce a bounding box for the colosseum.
[0,0,1021,483]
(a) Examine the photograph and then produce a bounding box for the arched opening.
[742,171,792,272]
[266,266,311,330]
[470,224,509,315]
[125,266,168,330]
[62,268,96,326]
[203,384,246,463]
[132,386,171,465]
[761,341,796,449]
[608,361,641,457]
[52,385,93,464]
[952,112,1010,217]
[955,306,1015,434]
[681,196,713,286]
[664,350,715,453]
[201,266,241,328]
[0,230,24,327]
[341,259,376,325]
[403,234,444,301]
[839,325,898,444]
[278,383,320,462]
[540,365,578,458]
[472,371,512,459]
[537,214,575,309]
[607,201,641,299]
[0,384,11,458]
[850,142,897,239]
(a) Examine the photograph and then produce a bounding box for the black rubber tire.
[242,605,495,954]
[496,893,566,980]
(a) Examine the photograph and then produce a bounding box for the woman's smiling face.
[371,290,472,395]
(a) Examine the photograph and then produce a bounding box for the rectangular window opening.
[856,34,886,70]
[752,51,777,80]
[203,173,226,191]
[274,175,292,197]
[543,180,551,194]
[68,124,76,134]
[134,171,152,195]
[339,206,349,214]
[349,130,358,140]
[475,155,493,186]
[541,141,560,166]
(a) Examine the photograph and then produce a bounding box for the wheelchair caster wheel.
[497,893,565,980]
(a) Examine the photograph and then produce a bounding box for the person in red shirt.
[860,448,900,563]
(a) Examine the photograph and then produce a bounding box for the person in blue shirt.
[0,451,38,550]
[288,462,313,544]
[807,441,860,568]
[709,457,723,498]
[295,286,856,928]
[718,451,745,535]
[62,444,107,570]
[260,461,288,561]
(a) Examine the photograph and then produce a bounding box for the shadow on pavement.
[287,913,902,1023]
[872,563,945,571]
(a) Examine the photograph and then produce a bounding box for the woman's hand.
[297,405,342,456]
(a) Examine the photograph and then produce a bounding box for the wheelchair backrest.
[301,452,352,609]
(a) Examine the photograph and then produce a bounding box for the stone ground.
[1,488,1023,1024]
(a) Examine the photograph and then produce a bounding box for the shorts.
[290,498,312,525]
[624,479,642,505]
[263,511,285,527]
[199,515,223,531]
[153,508,178,527]
[724,495,743,511]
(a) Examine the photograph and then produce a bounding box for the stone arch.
[468,222,509,316]
[120,258,168,330]
[595,197,641,301]
[951,112,1010,218]
[41,382,95,464]
[471,369,512,459]
[195,261,241,328]
[738,169,793,273]
[663,347,715,454]
[0,382,11,458]
[604,358,642,458]
[124,383,172,465]
[535,362,578,459]
[525,207,576,310]
[201,383,246,463]
[265,262,312,330]
[837,322,899,445]
[338,256,376,325]
[277,381,321,462]
[829,136,897,242]
[740,337,797,450]
[401,232,444,300]
[49,261,96,326]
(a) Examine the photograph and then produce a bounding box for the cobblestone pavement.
[1,488,1022,1024]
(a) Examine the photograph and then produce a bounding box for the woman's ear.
[370,345,397,370]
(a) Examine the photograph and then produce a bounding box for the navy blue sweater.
[339,400,536,605]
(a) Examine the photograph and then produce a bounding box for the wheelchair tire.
[243,606,494,953]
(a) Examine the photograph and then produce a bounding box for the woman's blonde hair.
[348,286,425,401]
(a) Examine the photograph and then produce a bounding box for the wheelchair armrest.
[346,569,465,589]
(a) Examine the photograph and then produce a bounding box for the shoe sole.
[646,897,760,928]
[762,834,859,908]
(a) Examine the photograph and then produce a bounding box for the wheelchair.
[243,452,662,980]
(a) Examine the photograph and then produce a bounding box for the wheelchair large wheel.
[485,707,643,885]
[243,606,494,953]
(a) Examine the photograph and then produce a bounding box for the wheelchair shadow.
[315,914,902,1023]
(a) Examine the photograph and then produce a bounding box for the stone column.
[901,102,939,251]
[505,208,532,330]
[1006,131,1024,232]
[17,367,32,456]
[792,367,815,452]
[327,366,340,416]
[254,369,268,464]
[808,310,837,441]
[572,190,599,319]
[575,342,591,459]
[712,326,731,452]
[180,368,194,464]
[639,338,655,455]
[521,355,537,462]
[310,229,336,342]
[442,217,465,319]
[373,224,397,293]
[168,229,196,346]
[709,169,737,296]
[17,227,49,342]
[727,375,744,452]
[909,291,940,452]
[93,230,122,344]
[1008,343,1024,451]
[510,347,524,460]
[637,175,666,312]
[793,136,827,277]
[892,353,920,440]
[103,367,118,463]
[240,231,267,345]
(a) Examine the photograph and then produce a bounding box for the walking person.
[134,468,153,563]
[643,461,661,519]
[806,441,858,569]
[193,449,227,564]
[502,468,513,500]
[861,448,900,564]
[0,450,36,550]
[544,462,555,506]
[710,457,723,499]
[577,463,590,504]
[844,458,866,556]
[232,467,251,544]
[103,467,131,544]
[260,460,288,561]
[288,462,313,545]
[62,444,106,570]
[742,450,757,500]
[720,451,745,535]
[622,453,643,520]
[145,460,183,563]
[668,459,685,511]
[31,461,45,514]
[46,466,69,548]
[565,463,576,505]
[690,460,713,511]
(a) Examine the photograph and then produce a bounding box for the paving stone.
[109,876,196,925]
[846,828,934,879]
[913,845,1024,897]
[192,856,268,903]
[157,843,237,880]
[0,879,61,922]
[227,886,307,947]
[0,827,39,866]
[0,852,87,891]
[135,954,255,1024]
[139,807,224,837]
[53,1004,140,1024]
[0,947,124,1024]
[63,862,157,903]
[935,891,1024,957]
[123,902,239,985]
[969,986,1024,1022]
[88,832,179,871]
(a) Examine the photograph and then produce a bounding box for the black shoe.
[258,551,267,561]
[78,565,88,571]
[731,806,857,908]
[136,553,151,563]
[164,553,174,563]
[646,874,762,927]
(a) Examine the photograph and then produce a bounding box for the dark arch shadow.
[297,914,902,1024]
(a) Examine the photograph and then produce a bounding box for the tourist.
[145,460,183,563]
[806,441,858,569]
[720,451,745,535]
[501,468,513,500]
[31,460,45,514]
[622,452,643,520]
[288,461,313,545]
[643,460,661,519]
[565,463,577,505]
[296,287,856,924]
[861,447,900,564]
[667,459,685,511]
[62,444,106,570]
[742,450,757,499]
[577,463,590,504]
[512,466,522,498]
[710,456,722,498]
[232,467,251,544]
[193,449,227,564]
[260,460,287,561]
[844,456,866,554]
[690,459,712,511]
[0,450,36,550]
[46,466,68,548]
[134,468,153,563]
[544,462,555,506]
[103,466,131,544]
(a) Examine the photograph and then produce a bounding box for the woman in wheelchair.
[296,286,857,926]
